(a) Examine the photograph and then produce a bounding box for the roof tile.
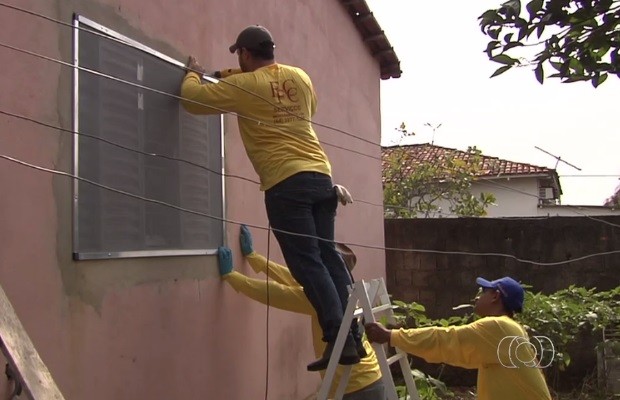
[382,143,555,182]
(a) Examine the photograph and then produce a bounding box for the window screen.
[73,16,223,260]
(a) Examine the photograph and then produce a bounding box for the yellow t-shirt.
[390,316,552,400]
[181,64,331,190]
[224,253,382,397]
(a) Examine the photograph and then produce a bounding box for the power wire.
[2,153,620,267]
[3,104,615,227]
[0,2,382,149]
[0,105,410,214]
[2,4,618,249]
[0,40,381,162]
[264,226,271,400]
[1,4,615,220]
[0,109,261,185]
[477,178,620,229]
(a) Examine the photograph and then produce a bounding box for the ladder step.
[353,303,393,317]
[318,279,420,400]
[387,352,407,365]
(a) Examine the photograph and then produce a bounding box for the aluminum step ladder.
[317,278,420,400]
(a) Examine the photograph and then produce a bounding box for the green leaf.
[534,63,544,84]
[490,65,512,77]
[478,9,498,21]
[491,54,518,65]
[526,0,543,19]
[485,40,501,57]
[550,61,563,72]
[502,0,522,16]
[592,73,608,88]
[505,42,524,51]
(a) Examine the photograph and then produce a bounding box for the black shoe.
[307,342,334,372]
[307,337,361,371]
[356,340,368,359]
[339,337,361,365]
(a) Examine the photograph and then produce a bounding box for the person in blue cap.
[364,276,552,400]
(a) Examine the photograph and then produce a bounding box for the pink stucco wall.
[0,1,385,398]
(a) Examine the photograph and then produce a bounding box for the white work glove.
[334,184,353,206]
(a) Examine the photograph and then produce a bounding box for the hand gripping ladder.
[317,278,420,400]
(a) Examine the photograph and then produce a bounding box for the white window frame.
[72,15,225,260]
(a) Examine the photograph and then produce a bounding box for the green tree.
[604,184,620,206]
[383,143,496,218]
[479,0,620,86]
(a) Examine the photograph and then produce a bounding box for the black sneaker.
[307,342,334,372]
[307,337,361,371]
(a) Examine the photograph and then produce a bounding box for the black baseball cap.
[229,25,275,54]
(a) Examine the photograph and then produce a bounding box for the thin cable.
[9,9,615,215]
[3,153,620,267]
[1,106,401,214]
[0,41,381,162]
[0,100,389,216]
[0,2,380,147]
[0,109,261,185]
[0,3,382,157]
[558,206,620,229]
[264,226,271,400]
[477,178,620,229]
[559,175,620,178]
[202,75,381,147]
[1,3,615,219]
[1,106,586,219]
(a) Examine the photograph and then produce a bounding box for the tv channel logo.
[497,335,555,368]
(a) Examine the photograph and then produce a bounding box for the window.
[73,16,224,260]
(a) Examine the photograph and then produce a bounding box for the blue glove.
[239,225,254,256]
[217,247,233,276]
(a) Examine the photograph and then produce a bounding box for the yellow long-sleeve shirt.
[390,316,552,400]
[224,252,382,396]
[180,64,331,190]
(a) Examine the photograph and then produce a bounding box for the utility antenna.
[534,146,582,171]
[424,123,442,145]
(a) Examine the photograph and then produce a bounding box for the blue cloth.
[217,247,233,276]
[239,224,254,256]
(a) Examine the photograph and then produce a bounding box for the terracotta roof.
[339,0,402,80]
[382,143,559,180]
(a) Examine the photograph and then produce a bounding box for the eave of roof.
[338,0,402,80]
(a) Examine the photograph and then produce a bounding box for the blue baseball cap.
[476,276,524,313]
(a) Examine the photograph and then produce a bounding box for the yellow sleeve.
[217,68,243,78]
[389,319,502,369]
[224,272,313,315]
[246,253,298,287]
[180,71,242,115]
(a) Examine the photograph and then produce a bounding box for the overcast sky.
[366,0,619,206]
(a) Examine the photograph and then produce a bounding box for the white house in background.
[382,143,618,218]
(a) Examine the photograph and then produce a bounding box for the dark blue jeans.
[265,172,355,342]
